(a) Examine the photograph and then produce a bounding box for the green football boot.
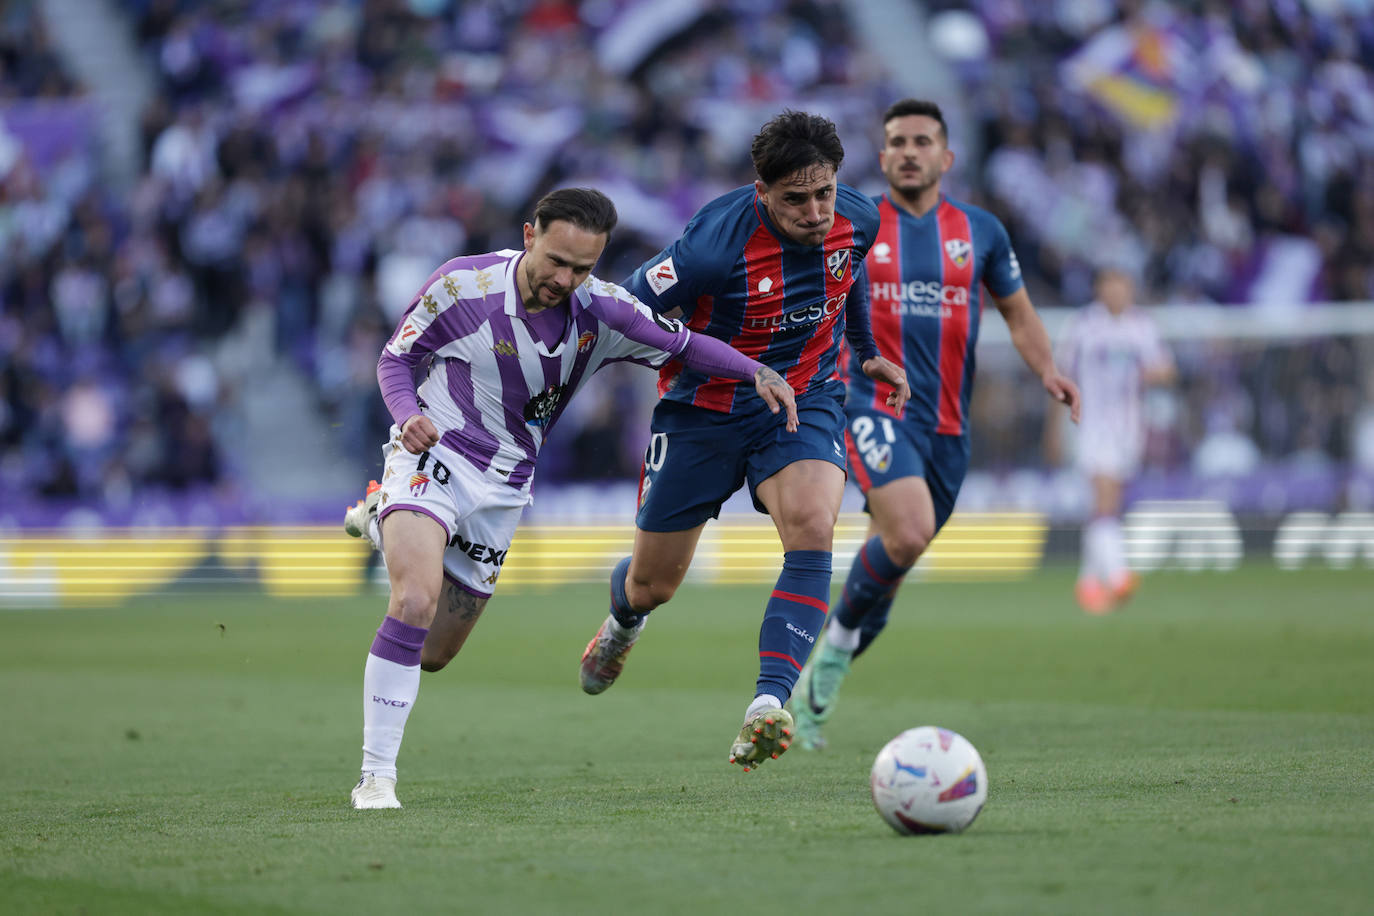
[789,632,854,750]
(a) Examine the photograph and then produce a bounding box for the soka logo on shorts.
[449,534,508,567]
[646,256,679,296]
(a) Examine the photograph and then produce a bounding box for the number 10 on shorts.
[639,433,668,506]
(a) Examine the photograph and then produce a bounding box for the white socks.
[745,693,783,721]
[1083,516,1126,582]
[361,653,421,780]
[825,620,861,651]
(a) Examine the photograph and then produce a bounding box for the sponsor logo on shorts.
[448,534,508,566]
[646,256,679,296]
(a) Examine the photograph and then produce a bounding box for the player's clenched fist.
[399,414,441,454]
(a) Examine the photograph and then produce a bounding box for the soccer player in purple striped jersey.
[1052,266,1175,614]
[575,111,911,772]
[346,188,799,809]
[789,99,1082,751]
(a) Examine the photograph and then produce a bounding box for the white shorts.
[376,430,531,597]
[1073,422,1143,480]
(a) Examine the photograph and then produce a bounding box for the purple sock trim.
[369,615,428,667]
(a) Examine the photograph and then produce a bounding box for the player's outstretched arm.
[994,288,1081,423]
[753,366,799,432]
[860,356,911,417]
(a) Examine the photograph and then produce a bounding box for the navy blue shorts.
[635,385,848,532]
[842,406,970,531]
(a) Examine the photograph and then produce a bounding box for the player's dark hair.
[882,98,948,143]
[533,188,618,236]
[750,110,845,186]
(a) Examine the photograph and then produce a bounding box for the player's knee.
[388,583,439,627]
[885,524,934,567]
[626,575,676,611]
[778,510,837,552]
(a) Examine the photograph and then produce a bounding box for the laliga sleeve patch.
[391,319,421,353]
[645,256,679,296]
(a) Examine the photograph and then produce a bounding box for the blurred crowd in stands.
[0,0,1370,522]
[935,0,1374,307]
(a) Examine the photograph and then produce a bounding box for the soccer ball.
[870,725,987,835]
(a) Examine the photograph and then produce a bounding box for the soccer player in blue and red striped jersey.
[789,99,1081,750]
[578,111,910,770]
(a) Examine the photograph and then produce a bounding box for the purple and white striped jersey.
[378,249,695,491]
[1056,301,1172,440]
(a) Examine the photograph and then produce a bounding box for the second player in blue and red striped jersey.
[789,100,1079,753]
[846,193,1024,436]
[624,182,882,414]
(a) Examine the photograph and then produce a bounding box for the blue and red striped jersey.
[846,194,1023,437]
[623,184,880,413]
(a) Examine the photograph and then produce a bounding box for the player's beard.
[539,283,570,307]
[890,169,937,202]
[524,263,570,310]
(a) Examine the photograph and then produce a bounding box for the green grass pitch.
[3,566,1372,915]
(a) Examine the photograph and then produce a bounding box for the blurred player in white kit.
[1054,267,1175,614]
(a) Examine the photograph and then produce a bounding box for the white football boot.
[350,772,402,809]
[343,480,382,548]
